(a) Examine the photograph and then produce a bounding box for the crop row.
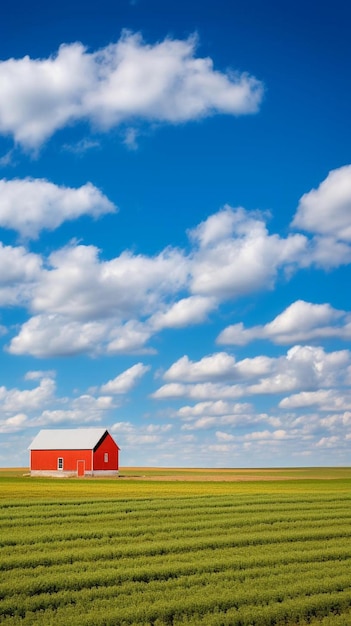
[1,550,351,601]
[2,514,351,568]
[1,502,351,532]
[0,518,351,556]
[1,491,350,625]
[2,523,351,572]
[1,584,351,625]
[1,491,350,513]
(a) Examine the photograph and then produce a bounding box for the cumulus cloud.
[153,345,350,400]
[0,243,41,306]
[106,321,154,354]
[111,420,173,446]
[176,399,274,432]
[0,376,55,414]
[7,240,188,356]
[151,296,217,330]
[0,369,120,432]
[216,431,235,441]
[177,400,252,419]
[5,199,351,358]
[33,394,115,427]
[164,352,237,382]
[152,382,244,400]
[8,314,108,357]
[244,429,290,441]
[320,412,351,430]
[292,165,351,241]
[1,217,189,357]
[279,389,351,411]
[0,178,116,238]
[0,413,28,433]
[217,300,351,346]
[189,206,308,299]
[100,363,150,394]
[31,244,187,321]
[0,32,263,149]
[247,345,349,395]
[315,436,340,448]
[303,236,351,269]
[24,370,56,381]
[180,409,277,432]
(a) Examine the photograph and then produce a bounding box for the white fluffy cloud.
[100,363,150,394]
[8,314,108,357]
[0,32,263,149]
[243,429,290,442]
[111,421,173,447]
[4,199,351,358]
[0,413,28,434]
[217,300,351,346]
[151,296,217,330]
[0,376,55,414]
[247,345,349,395]
[164,352,238,382]
[7,241,188,356]
[292,165,351,241]
[0,178,116,238]
[31,244,187,320]
[24,370,56,381]
[153,345,350,400]
[106,321,154,354]
[279,389,351,411]
[34,394,114,427]
[189,207,308,298]
[0,369,129,432]
[152,382,245,400]
[178,400,276,432]
[0,243,41,306]
[177,400,252,419]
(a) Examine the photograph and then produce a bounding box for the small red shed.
[29,428,120,477]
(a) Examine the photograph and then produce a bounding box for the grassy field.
[0,467,350,625]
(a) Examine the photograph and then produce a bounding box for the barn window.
[104,453,108,463]
[57,457,64,470]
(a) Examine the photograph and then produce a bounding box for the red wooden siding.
[31,449,92,472]
[93,432,119,471]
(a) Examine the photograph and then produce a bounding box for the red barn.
[29,428,120,477]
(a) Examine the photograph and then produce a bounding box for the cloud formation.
[217,300,351,346]
[100,363,150,394]
[164,352,238,383]
[0,178,116,238]
[4,186,351,358]
[0,363,147,433]
[0,243,42,306]
[188,207,307,298]
[292,165,351,241]
[0,32,264,149]
[153,345,350,399]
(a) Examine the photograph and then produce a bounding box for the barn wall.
[31,449,92,472]
[30,469,119,477]
[93,433,119,471]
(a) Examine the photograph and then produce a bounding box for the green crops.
[0,472,351,625]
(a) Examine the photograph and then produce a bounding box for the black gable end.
[93,429,109,452]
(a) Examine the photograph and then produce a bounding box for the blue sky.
[1,0,351,467]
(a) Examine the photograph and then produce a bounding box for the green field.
[0,468,351,625]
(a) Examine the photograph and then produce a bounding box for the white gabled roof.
[28,428,108,451]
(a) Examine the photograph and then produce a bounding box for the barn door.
[77,460,85,477]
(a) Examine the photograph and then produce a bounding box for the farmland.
[0,468,351,625]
